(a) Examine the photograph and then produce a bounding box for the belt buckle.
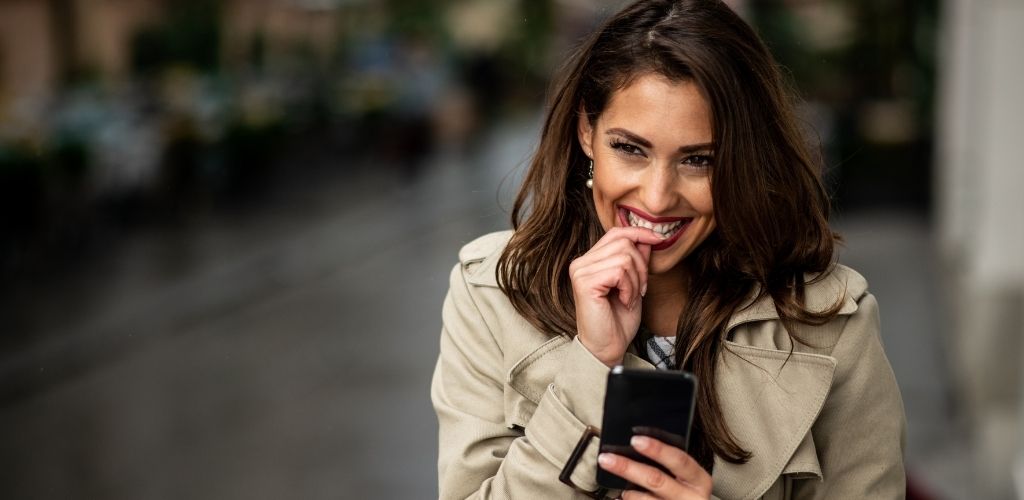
[558,425,608,499]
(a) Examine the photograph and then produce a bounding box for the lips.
[626,211,684,237]
[618,205,691,251]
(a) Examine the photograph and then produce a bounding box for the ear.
[577,109,595,159]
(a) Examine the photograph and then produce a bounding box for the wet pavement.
[0,114,967,499]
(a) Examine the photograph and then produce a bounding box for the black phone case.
[596,366,697,491]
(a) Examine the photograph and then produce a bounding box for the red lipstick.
[620,205,687,223]
[650,221,689,251]
[618,205,691,251]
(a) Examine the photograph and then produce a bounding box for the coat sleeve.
[431,263,616,499]
[794,292,907,499]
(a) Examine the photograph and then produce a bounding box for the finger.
[591,226,664,252]
[573,240,649,301]
[637,241,652,266]
[593,228,663,260]
[636,243,651,296]
[631,436,712,496]
[598,453,699,500]
[574,259,640,308]
[578,233,650,265]
[620,490,659,500]
[572,248,643,299]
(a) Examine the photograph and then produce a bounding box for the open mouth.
[619,205,691,251]
[626,211,686,237]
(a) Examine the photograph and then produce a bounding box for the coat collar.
[726,265,865,331]
[462,231,507,287]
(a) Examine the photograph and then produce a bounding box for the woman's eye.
[610,141,643,156]
[682,154,714,168]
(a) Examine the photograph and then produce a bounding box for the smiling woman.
[432,1,906,499]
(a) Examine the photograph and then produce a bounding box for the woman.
[431,0,906,498]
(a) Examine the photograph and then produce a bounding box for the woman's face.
[578,73,716,276]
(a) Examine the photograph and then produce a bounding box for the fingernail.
[641,284,647,297]
[598,453,616,467]
[631,435,650,450]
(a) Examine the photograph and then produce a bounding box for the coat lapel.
[710,342,836,500]
[710,273,858,499]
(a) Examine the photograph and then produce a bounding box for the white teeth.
[627,211,685,236]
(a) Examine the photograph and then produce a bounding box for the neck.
[641,265,689,337]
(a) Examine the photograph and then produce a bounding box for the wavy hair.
[496,0,841,470]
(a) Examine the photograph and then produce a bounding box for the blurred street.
[0,114,968,499]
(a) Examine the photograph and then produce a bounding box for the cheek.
[591,166,631,223]
[698,194,714,217]
[686,181,714,217]
[589,184,614,229]
[601,205,625,232]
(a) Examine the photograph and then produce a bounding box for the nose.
[640,164,679,214]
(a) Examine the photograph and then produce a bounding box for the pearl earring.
[585,160,594,189]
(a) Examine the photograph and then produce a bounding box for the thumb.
[638,243,652,263]
[637,244,651,296]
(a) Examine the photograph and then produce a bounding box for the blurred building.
[0,1,471,272]
[0,0,368,273]
[0,0,556,199]
[0,0,341,97]
[937,1,1024,498]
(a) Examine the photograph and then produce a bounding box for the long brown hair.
[496,0,841,470]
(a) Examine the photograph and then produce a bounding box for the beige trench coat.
[432,231,906,499]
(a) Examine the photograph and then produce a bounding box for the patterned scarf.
[644,334,677,370]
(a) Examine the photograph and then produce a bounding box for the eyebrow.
[606,128,714,153]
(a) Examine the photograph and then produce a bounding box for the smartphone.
[596,366,697,490]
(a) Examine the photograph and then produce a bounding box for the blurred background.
[0,0,1020,498]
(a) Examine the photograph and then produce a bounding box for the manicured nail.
[598,453,616,467]
[631,435,651,450]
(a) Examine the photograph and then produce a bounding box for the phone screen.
[596,366,697,490]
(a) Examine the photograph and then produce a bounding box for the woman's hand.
[569,227,663,366]
[597,436,713,499]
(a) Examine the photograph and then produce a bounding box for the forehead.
[599,74,712,145]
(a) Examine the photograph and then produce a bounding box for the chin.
[649,253,688,276]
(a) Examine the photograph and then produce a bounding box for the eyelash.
[684,154,714,168]
[608,140,714,168]
[610,140,643,156]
